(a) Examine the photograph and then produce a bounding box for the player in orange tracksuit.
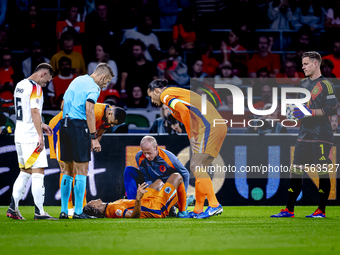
[147,79,227,219]
[48,103,126,218]
[83,173,184,218]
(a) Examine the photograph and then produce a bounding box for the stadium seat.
[124,114,150,127]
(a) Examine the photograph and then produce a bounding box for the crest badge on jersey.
[312,87,319,94]
[159,165,166,172]
[164,186,171,194]
[115,209,122,216]
[36,98,39,104]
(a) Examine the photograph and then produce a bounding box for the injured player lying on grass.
[83,173,188,218]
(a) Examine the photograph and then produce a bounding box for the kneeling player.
[84,173,186,218]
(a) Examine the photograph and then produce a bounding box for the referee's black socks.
[286,174,303,212]
[318,174,331,213]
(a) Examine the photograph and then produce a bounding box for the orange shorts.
[194,123,227,158]
[140,183,178,218]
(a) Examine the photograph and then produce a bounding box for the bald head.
[140,136,157,147]
[140,136,158,161]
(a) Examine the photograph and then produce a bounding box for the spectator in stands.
[276,60,304,85]
[22,41,49,78]
[291,0,325,31]
[286,25,316,52]
[253,67,270,96]
[222,27,249,76]
[56,3,85,55]
[325,0,340,28]
[285,42,311,70]
[321,59,337,80]
[85,1,116,59]
[121,12,161,62]
[215,61,242,86]
[322,39,340,78]
[0,0,7,26]
[188,56,209,80]
[167,114,186,134]
[267,0,294,29]
[172,7,196,50]
[126,84,149,108]
[87,43,118,90]
[245,103,287,134]
[150,104,171,133]
[47,57,76,109]
[157,43,190,86]
[0,49,15,106]
[248,36,281,78]
[97,89,120,106]
[217,89,234,111]
[15,3,51,51]
[120,40,158,99]
[201,43,221,77]
[253,84,272,110]
[0,25,8,51]
[330,115,339,134]
[50,34,86,75]
[158,0,189,29]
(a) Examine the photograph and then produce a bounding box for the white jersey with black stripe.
[14,79,44,143]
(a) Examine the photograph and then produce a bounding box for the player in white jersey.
[6,63,58,220]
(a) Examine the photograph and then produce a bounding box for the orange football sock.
[193,178,205,214]
[199,178,219,208]
[177,183,187,212]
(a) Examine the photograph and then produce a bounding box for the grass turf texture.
[0,206,339,255]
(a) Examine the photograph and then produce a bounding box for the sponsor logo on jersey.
[319,156,326,161]
[16,88,24,93]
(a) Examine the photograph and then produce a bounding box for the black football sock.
[286,174,303,212]
[318,174,330,213]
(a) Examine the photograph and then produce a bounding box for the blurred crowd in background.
[1,0,340,135]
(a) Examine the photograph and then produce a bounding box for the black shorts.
[59,119,91,163]
[293,141,333,166]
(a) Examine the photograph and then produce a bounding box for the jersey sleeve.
[86,86,100,104]
[321,80,337,116]
[30,84,43,109]
[161,92,192,138]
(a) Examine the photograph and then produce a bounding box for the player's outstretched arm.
[125,183,148,218]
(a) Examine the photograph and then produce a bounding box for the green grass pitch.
[1,206,339,255]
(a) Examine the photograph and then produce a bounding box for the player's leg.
[306,143,332,218]
[166,173,187,215]
[73,162,89,218]
[59,118,75,217]
[190,126,226,219]
[271,141,307,218]
[7,144,31,220]
[124,166,145,199]
[148,179,164,192]
[59,161,74,218]
[8,143,31,218]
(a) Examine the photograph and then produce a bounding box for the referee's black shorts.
[60,119,91,162]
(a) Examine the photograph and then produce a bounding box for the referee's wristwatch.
[90,132,98,139]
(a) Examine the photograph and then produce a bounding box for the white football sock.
[12,171,31,210]
[31,173,45,215]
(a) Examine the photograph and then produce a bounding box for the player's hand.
[37,135,44,153]
[190,137,200,154]
[293,105,315,120]
[136,182,148,200]
[92,139,101,152]
[42,123,53,136]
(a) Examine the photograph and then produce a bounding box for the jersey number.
[320,144,324,155]
[15,97,22,121]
